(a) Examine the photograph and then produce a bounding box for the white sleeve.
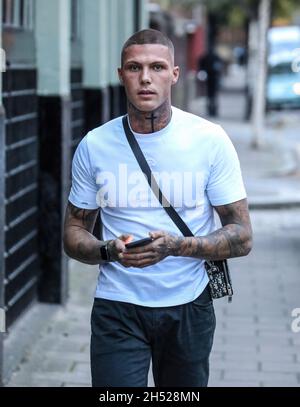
[206,126,247,206]
[68,135,99,209]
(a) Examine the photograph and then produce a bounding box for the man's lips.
[138,90,156,95]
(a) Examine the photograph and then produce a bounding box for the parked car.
[266,52,300,109]
[266,26,300,109]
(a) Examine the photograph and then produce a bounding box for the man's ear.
[172,66,180,85]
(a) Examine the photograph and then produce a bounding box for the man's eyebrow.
[123,60,140,65]
[124,59,169,65]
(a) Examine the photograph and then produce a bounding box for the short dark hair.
[121,29,174,66]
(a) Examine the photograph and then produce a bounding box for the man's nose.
[140,68,151,84]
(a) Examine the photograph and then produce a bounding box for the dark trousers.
[90,285,216,387]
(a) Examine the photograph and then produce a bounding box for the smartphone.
[125,237,153,249]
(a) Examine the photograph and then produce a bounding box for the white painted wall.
[139,0,150,30]
[35,0,70,96]
[82,0,110,88]
[119,0,134,65]
[109,0,119,85]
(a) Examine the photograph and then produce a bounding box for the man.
[198,47,223,117]
[63,29,252,387]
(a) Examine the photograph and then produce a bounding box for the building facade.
[0,0,148,386]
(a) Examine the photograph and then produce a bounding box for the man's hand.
[118,198,253,267]
[63,202,135,265]
[107,234,133,262]
[120,231,176,268]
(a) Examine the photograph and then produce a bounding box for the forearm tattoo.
[66,202,98,232]
[64,202,102,264]
[170,199,252,260]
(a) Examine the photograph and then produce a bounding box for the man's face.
[118,44,179,112]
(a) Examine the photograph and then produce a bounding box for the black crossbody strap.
[122,115,194,238]
[122,115,234,302]
[122,115,216,269]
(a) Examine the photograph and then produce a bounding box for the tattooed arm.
[169,198,253,260]
[63,202,102,264]
[63,201,132,265]
[122,198,252,268]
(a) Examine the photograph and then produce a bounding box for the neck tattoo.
[145,112,158,133]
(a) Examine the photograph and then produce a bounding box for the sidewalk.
[210,208,300,387]
[5,92,300,387]
[5,260,97,387]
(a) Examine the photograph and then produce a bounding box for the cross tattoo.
[145,113,157,133]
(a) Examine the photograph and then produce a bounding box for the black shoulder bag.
[122,116,233,302]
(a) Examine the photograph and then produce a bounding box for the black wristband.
[100,243,110,261]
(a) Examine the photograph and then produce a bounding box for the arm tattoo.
[67,202,98,232]
[170,199,252,260]
[63,202,102,265]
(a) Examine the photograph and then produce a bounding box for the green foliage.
[154,0,200,11]
[273,0,299,19]
[204,0,299,20]
[155,0,300,25]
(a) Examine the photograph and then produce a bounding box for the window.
[2,0,34,30]
[269,62,293,75]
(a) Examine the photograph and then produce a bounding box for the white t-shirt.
[69,106,246,307]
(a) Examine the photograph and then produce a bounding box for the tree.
[251,0,271,148]
[155,0,300,28]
